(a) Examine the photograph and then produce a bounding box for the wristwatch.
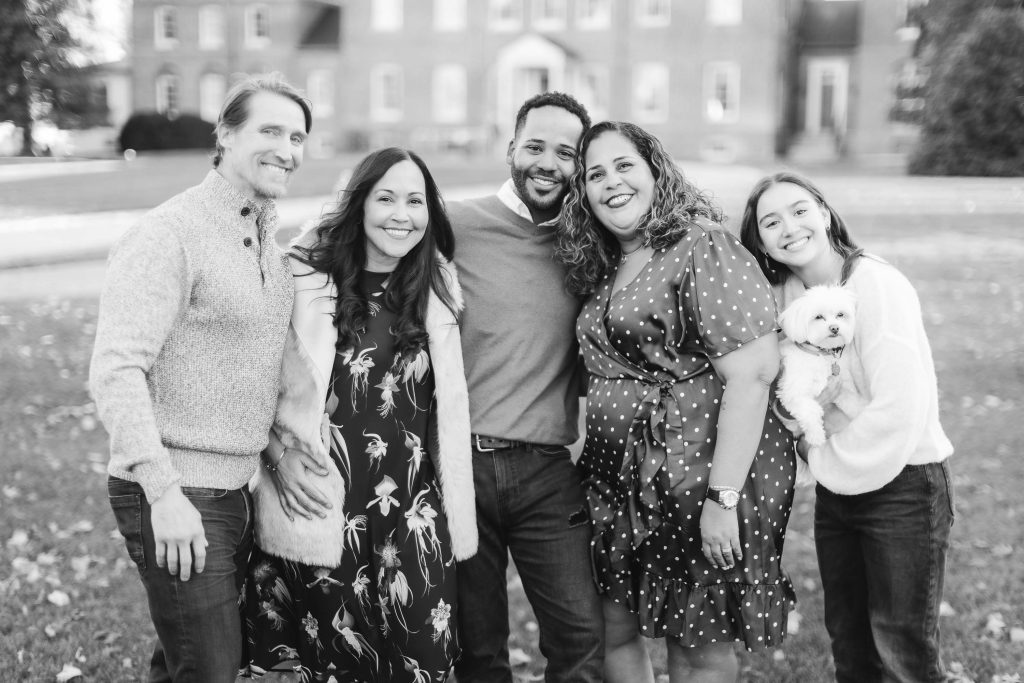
[706,486,740,510]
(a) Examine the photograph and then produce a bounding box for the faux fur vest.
[250,236,477,566]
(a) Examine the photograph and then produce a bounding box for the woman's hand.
[816,374,843,406]
[271,447,333,521]
[700,503,743,571]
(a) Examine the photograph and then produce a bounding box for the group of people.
[89,73,955,683]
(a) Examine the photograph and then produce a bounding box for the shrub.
[908,8,1024,176]
[117,112,216,153]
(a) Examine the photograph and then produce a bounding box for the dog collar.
[795,341,845,376]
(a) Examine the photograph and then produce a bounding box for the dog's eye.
[836,312,845,318]
[815,314,825,320]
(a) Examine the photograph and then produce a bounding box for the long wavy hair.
[295,147,457,359]
[738,172,861,286]
[557,121,723,297]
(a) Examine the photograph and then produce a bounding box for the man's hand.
[150,485,207,581]
[272,448,332,521]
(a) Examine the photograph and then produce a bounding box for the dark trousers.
[455,444,604,683]
[815,462,954,683]
[108,476,254,683]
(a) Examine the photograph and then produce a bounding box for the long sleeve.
[89,221,191,502]
[807,261,951,494]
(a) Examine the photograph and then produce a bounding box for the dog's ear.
[779,296,810,342]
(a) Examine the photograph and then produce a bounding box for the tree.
[0,0,95,155]
[908,3,1024,175]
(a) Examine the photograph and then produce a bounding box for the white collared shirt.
[496,179,559,227]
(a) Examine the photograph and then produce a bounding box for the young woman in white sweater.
[740,172,954,683]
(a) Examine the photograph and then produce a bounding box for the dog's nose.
[829,325,840,335]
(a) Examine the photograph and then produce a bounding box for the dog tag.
[831,362,840,376]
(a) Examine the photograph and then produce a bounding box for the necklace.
[620,243,645,260]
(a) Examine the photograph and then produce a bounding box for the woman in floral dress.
[243,147,476,682]
[556,122,796,683]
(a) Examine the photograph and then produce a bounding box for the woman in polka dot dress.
[556,121,796,682]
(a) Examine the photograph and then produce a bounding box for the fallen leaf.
[1010,627,1024,643]
[47,590,70,607]
[992,544,1013,558]
[787,610,803,635]
[939,601,956,617]
[772,649,786,662]
[985,612,1007,637]
[44,623,59,638]
[523,621,538,633]
[55,663,82,682]
[6,529,29,548]
[509,647,532,667]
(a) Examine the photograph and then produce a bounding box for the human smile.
[530,175,559,189]
[606,193,633,208]
[383,226,414,239]
[260,161,292,177]
[783,235,810,251]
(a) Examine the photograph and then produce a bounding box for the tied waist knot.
[587,375,690,565]
[626,379,681,550]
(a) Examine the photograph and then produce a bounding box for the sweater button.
[240,206,251,217]
[243,237,253,247]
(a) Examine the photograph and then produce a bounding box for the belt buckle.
[474,434,497,452]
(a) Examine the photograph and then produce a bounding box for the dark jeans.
[455,444,604,683]
[108,476,254,683]
[815,461,955,683]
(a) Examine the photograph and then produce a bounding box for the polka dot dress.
[576,222,797,651]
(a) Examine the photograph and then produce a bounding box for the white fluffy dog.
[778,285,866,449]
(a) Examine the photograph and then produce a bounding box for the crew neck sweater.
[778,256,953,495]
[448,194,582,445]
[90,171,294,502]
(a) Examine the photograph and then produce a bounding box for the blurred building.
[127,0,920,164]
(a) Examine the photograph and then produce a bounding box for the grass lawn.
[1,212,1022,681]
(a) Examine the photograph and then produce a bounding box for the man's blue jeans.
[108,476,253,683]
[815,461,954,683]
[455,444,604,683]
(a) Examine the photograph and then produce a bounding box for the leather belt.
[472,434,527,452]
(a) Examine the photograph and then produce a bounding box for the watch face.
[721,490,740,507]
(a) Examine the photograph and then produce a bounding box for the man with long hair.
[90,73,311,682]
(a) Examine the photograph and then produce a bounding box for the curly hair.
[556,121,723,297]
[294,147,457,359]
[738,172,861,286]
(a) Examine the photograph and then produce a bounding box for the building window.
[576,0,611,29]
[635,0,670,27]
[704,62,740,123]
[434,0,466,31]
[633,63,669,123]
[577,65,609,121]
[307,69,335,118]
[199,73,226,122]
[198,5,225,50]
[489,0,523,32]
[370,64,403,122]
[155,74,181,115]
[532,0,566,30]
[372,0,403,31]
[433,64,467,123]
[154,6,178,50]
[706,0,742,26]
[245,5,271,49]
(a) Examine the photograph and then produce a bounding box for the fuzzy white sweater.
[777,257,953,495]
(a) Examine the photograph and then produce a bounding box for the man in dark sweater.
[90,74,311,682]
[448,92,604,683]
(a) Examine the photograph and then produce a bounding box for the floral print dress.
[576,223,797,651]
[244,270,458,683]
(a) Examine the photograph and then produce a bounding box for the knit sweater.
[448,191,583,445]
[90,170,294,502]
[778,256,953,495]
